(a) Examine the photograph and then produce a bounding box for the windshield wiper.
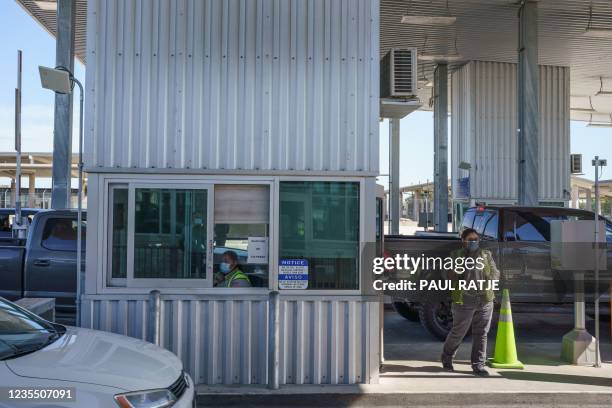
[0,332,62,361]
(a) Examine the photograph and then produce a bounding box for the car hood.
[6,327,182,391]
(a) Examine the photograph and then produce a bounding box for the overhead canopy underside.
[16,0,612,123]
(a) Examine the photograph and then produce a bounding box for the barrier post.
[268,290,280,389]
[148,290,161,346]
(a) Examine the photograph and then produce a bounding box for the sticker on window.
[247,237,268,264]
[279,259,308,289]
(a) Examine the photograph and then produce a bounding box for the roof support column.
[434,64,449,232]
[51,0,76,209]
[28,173,36,208]
[518,0,539,206]
[389,118,400,235]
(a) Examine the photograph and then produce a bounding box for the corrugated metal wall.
[84,0,379,173]
[81,295,379,385]
[451,61,570,202]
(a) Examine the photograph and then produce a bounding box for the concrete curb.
[197,391,612,407]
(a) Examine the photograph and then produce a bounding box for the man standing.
[441,228,500,377]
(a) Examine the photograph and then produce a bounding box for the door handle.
[33,259,51,267]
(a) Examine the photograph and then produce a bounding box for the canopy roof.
[16,0,612,122]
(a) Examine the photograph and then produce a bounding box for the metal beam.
[433,64,449,232]
[51,0,76,209]
[389,119,400,235]
[518,0,539,206]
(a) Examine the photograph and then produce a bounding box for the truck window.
[606,222,612,242]
[461,210,476,231]
[0,214,10,238]
[473,210,495,236]
[41,218,86,251]
[510,212,547,242]
[482,213,499,240]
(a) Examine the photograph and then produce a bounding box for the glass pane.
[134,188,207,279]
[279,181,359,290]
[482,214,499,240]
[41,218,86,251]
[214,223,268,288]
[111,188,128,279]
[461,210,475,230]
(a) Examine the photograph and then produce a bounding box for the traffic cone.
[487,289,524,369]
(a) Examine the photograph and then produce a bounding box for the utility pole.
[518,1,540,206]
[13,50,27,239]
[592,156,607,368]
[433,64,449,232]
[51,0,76,209]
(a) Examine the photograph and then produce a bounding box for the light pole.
[39,66,85,326]
[592,156,607,368]
[13,50,27,240]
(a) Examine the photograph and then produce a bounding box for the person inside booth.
[214,250,252,288]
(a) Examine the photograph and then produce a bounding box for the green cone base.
[487,358,524,369]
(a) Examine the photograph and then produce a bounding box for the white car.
[0,297,195,407]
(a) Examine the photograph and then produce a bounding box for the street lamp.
[39,65,85,326]
[592,156,607,368]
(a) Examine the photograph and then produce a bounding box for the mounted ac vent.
[570,154,582,174]
[380,48,418,98]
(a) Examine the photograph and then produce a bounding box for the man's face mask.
[219,262,231,274]
[465,240,480,252]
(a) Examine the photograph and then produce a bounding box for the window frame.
[126,182,215,288]
[100,176,276,294]
[276,176,363,295]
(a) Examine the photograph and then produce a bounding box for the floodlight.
[584,6,612,38]
[570,96,596,112]
[584,28,612,38]
[34,0,57,11]
[419,53,464,62]
[39,66,72,94]
[458,161,472,170]
[587,113,612,128]
[401,15,456,25]
[401,0,456,26]
[595,77,612,97]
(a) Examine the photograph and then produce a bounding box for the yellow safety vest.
[225,268,251,287]
[449,248,496,304]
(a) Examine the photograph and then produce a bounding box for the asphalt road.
[383,306,612,362]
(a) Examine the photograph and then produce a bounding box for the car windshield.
[0,298,65,360]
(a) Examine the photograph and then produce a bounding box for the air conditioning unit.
[570,154,582,174]
[380,48,418,98]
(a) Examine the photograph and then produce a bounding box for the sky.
[0,1,610,190]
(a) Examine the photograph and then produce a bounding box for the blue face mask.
[219,262,231,274]
[465,240,480,252]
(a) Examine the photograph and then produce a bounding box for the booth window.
[279,181,359,290]
[213,185,270,288]
[133,188,207,279]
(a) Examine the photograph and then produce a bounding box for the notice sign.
[247,237,268,264]
[278,259,309,289]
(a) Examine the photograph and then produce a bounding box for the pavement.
[196,309,612,407]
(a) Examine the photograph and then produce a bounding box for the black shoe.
[442,362,454,372]
[472,367,490,377]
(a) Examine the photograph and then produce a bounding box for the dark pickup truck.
[0,209,85,316]
[385,206,612,340]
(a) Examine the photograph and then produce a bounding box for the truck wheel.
[392,301,420,322]
[419,301,453,341]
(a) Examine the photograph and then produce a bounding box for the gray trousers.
[441,295,494,369]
